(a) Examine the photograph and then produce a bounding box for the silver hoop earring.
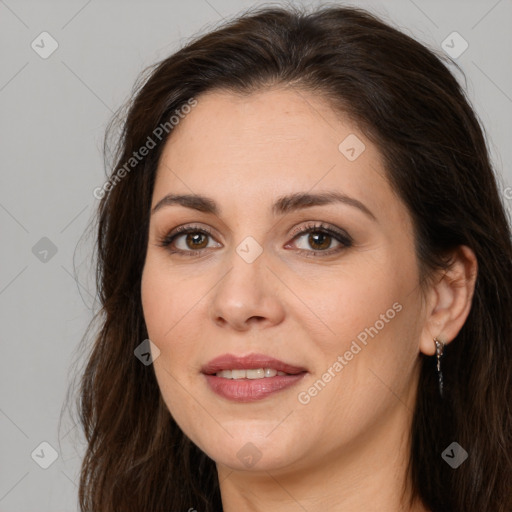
[434,337,444,398]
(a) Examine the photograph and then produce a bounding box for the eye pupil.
[187,233,208,249]
[309,232,331,250]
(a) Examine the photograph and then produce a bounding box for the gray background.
[1,0,511,510]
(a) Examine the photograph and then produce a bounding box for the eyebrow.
[151,191,376,221]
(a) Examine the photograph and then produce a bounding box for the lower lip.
[204,373,307,402]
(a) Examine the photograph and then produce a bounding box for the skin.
[141,87,477,511]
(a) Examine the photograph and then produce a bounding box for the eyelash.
[157,222,353,258]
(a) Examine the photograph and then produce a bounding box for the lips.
[201,353,308,402]
[201,353,307,376]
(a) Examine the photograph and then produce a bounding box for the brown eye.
[306,231,333,251]
[287,222,353,257]
[184,232,209,250]
[158,225,221,255]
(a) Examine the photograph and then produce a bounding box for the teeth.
[215,368,289,379]
[246,368,265,379]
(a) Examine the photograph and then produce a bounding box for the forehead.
[153,87,396,220]
[163,87,360,158]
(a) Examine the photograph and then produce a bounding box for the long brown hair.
[68,5,512,511]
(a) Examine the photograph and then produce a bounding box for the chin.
[199,430,303,473]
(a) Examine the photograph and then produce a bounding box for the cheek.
[141,257,214,383]
[141,262,198,386]
[304,252,421,398]
[141,272,171,340]
[141,262,209,434]
[300,256,411,351]
[141,257,199,343]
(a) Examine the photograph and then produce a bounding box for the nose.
[209,246,286,331]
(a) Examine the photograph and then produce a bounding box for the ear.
[419,245,478,356]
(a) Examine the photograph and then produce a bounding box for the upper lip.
[201,353,307,375]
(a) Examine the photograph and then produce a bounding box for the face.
[141,87,428,475]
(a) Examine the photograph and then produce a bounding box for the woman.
[75,5,512,511]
